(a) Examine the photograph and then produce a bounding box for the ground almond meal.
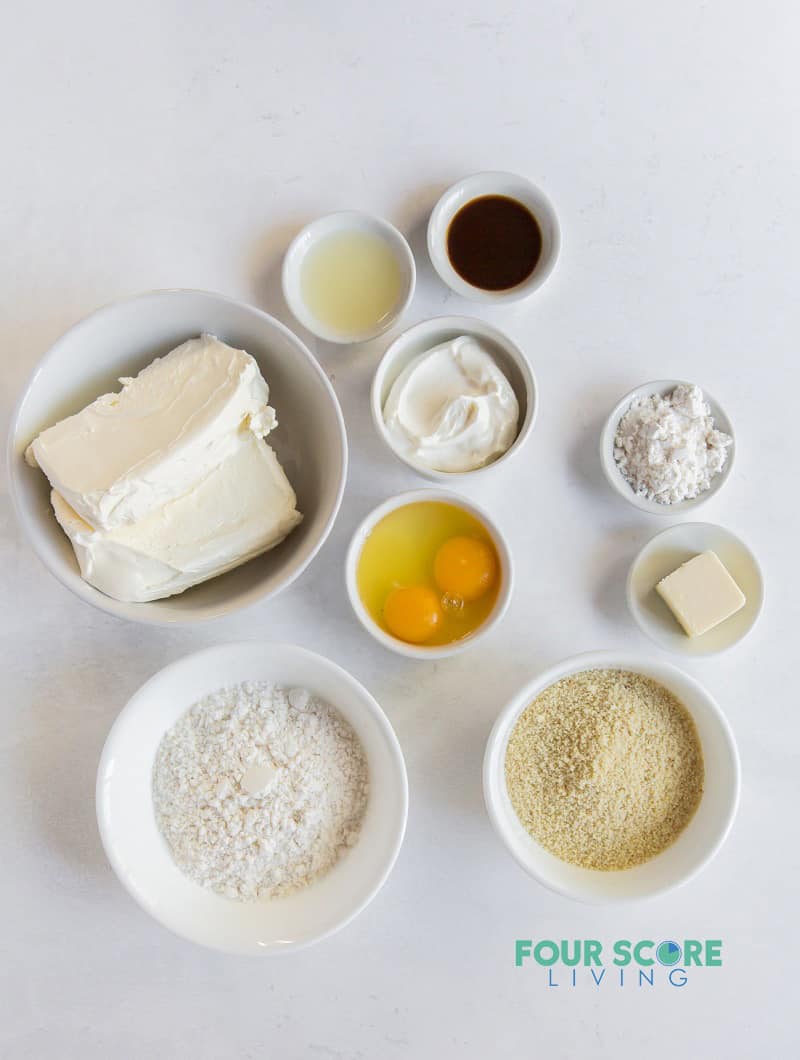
[504,669,704,870]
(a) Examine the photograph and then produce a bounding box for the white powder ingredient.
[614,383,732,504]
[152,682,369,901]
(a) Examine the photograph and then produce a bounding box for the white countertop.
[1,2,798,1056]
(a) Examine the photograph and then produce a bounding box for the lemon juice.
[301,228,403,337]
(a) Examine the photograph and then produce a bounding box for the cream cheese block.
[50,432,302,602]
[26,334,277,531]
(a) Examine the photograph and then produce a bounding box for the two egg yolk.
[383,536,498,644]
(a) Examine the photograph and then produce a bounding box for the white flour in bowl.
[152,682,369,900]
[613,383,732,504]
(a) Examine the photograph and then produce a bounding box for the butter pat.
[26,334,277,531]
[656,550,745,637]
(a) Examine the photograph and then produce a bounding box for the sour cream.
[382,336,519,472]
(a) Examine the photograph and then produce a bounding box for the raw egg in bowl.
[345,490,514,658]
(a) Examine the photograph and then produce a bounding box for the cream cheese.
[382,336,519,472]
[50,433,302,602]
[26,334,277,530]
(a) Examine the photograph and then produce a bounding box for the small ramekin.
[282,210,416,344]
[600,380,735,516]
[626,522,765,658]
[345,489,514,659]
[427,172,560,304]
[370,315,537,482]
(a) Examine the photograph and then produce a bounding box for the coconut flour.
[153,682,369,900]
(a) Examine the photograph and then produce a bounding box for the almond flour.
[504,670,704,871]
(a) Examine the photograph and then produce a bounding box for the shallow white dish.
[96,642,408,955]
[427,171,560,304]
[345,489,513,659]
[483,650,739,903]
[282,210,416,344]
[627,522,764,657]
[7,289,348,624]
[600,379,735,515]
[370,315,538,481]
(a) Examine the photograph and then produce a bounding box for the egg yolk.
[433,536,497,602]
[383,585,442,644]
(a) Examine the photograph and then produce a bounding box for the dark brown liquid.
[446,195,542,291]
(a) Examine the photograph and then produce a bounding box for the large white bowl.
[600,380,735,516]
[483,651,740,903]
[7,289,348,624]
[370,315,538,482]
[96,642,408,955]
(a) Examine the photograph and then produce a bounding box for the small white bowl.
[427,172,560,304]
[7,289,348,625]
[483,651,740,903]
[371,315,538,481]
[345,489,513,659]
[627,522,765,657]
[97,642,408,955]
[282,211,416,344]
[600,380,735,515]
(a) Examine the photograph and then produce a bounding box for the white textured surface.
[1,2,798,1057]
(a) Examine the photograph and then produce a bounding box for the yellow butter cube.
[656,550,745,637]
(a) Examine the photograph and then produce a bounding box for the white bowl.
[282,211,416,344]
[96,642,408,955]
[427,172,560,304]
[627,522,765,657]
[7,289,348,624]
[370,315,538,481]
[483,651,740,903]
[345,489,514,659]
[600,380,735,515]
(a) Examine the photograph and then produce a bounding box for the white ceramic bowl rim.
[96,641,409,955]
[599,379,735,516]
[281,210,416,344]
[7,288,349,625]
[427,171,561,304]
[483,650,741,903]
[370,314,538,481]
[345,488,514,659]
